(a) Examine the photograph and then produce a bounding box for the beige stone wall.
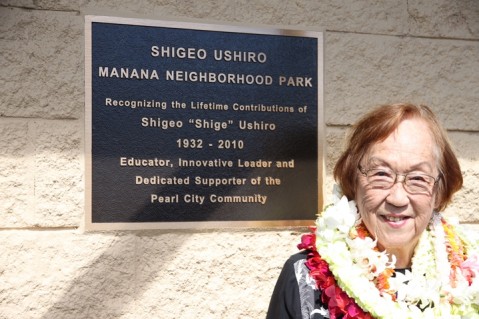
[1,1,478,318]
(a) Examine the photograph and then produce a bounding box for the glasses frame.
[357,165,441,194]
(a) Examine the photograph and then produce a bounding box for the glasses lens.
[405,174,434,194]
[367,169,395,188]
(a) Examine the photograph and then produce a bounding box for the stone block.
[0,118,83,228]
[0,230,138,318]
[33,119,83,227]
[407,0,479,39]
[325,32,479,130]
[0,7,83,119]
[0,119,33,227]
[130,230,302,319]
[447,132,479,223]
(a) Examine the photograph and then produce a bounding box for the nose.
[394,174,407,186]
[386,175,409,206]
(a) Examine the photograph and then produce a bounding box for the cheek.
[356,186,385,223]
[355,178,383,230]
[412,197,436,223]
[356,178,383,208]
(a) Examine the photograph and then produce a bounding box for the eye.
[369,169,393,178]
[368,168,394,181]
[408,174,431,184]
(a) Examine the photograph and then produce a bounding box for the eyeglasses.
[358,165,441,195]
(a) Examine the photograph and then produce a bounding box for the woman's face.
[355,118,439,261]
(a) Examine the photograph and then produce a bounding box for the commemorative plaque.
[85,15,324,230]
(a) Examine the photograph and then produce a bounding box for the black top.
[266,251,325,319]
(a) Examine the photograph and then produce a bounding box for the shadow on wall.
[39,229,250,318]
[38,129,317,318]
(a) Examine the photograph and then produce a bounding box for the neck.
[386,248,414,268]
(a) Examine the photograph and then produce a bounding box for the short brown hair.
[333,103,462,211]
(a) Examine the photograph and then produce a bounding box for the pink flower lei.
[298,227,374,319]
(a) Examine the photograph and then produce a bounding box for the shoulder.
[273,250,310,290]
[279,250,312,285]
[266,251,309,319]
[284,250,310,267]
[267,250,328,319]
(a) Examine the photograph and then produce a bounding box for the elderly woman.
[267,103,479,318]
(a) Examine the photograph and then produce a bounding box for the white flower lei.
[315,187,479,318]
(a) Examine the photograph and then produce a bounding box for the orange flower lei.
[351,223,396,300]
[442,218,471,286]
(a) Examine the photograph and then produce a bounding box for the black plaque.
[85,15,324,229]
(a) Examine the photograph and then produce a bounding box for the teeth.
[384,216,404,222]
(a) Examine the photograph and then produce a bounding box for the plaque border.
[84,15,324,230]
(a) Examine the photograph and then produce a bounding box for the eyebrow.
[365,157,435,173]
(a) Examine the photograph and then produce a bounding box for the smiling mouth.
[383,215,409,222]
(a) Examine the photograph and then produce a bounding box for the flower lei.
[298,188,479,319]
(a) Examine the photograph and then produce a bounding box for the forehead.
[364,118,437,171]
